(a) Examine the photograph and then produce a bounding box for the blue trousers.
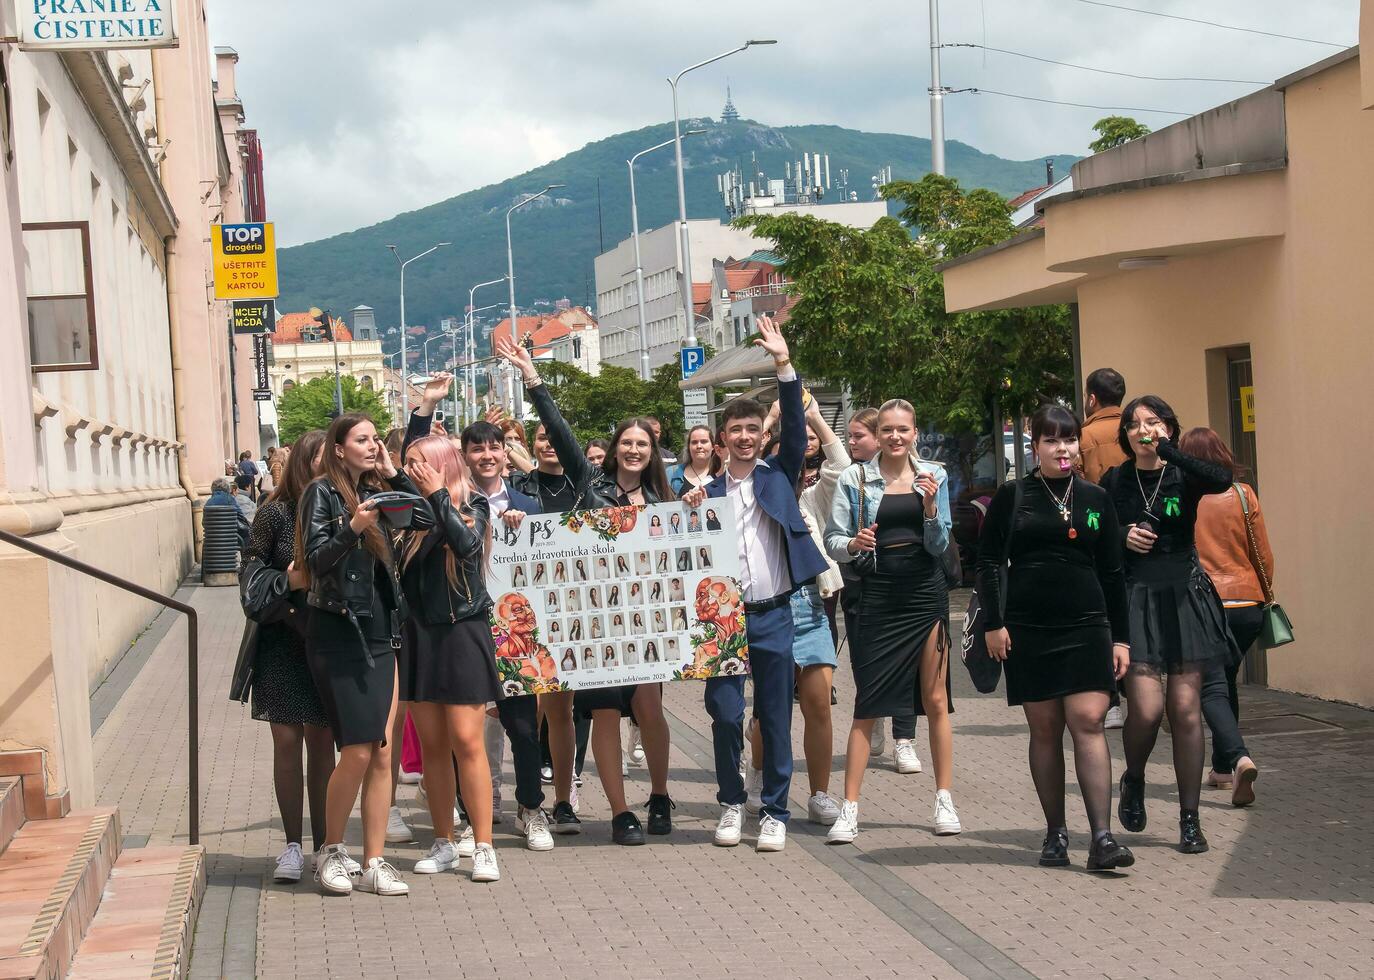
[704,604,795,822]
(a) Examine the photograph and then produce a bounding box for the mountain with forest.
[277,117,1077,343]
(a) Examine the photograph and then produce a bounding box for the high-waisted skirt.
[852,544,952,719]
[1004,623,1115,706]
[1124,551,1236,674]
[306,610,396,749]
[401,616,501,705]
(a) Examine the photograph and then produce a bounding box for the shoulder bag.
[959,478,1024,694]
[1236,484,1294,647]
[849,464,877,577]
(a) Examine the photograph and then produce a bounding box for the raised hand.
[753,313,790,365]
[484,404,506,426]
[495,335,537,379]
[420,372,453,408]
[406,459,444,497]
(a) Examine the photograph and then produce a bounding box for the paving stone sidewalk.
[92,581,1374,979]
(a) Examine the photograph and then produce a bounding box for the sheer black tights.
[270,722,336,852]
[1122,664,1204,811]
[1022,691,1113,835]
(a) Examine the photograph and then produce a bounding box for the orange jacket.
[1194,483,1275,604]
[1079,407,1127,484]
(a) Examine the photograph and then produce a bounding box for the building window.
[282,379,294,391]
[572,336,582,359]
[24,221,98,372]
[360,375,374,389]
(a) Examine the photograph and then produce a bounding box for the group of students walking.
[237,324,1277,895]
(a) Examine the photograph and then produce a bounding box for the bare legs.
[388,705,408,806]
[1122,665,1205,811]
[322,664,399,863]
[542,690,576,806]
[841,717,878,801]
[269,721,336,852]
[797,665,834,796]
[631,685,670,797]
[590,710,629,814]
[410,701,491,844]
[1022,691,1113,834]
[919,628,953,792]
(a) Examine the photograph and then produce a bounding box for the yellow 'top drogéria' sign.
[212,223,279,300]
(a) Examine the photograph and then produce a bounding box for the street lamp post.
[386,241,451,418]
[669,39,775,348]
[506,185,564,416]
[629,130,705,380]
[466,277,506,425]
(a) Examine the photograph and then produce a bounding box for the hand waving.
[495,335,537,379]
[753,314,790,365]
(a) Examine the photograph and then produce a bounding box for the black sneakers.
[1038,829,1070,867]
[550,800,581,835]
[646,794,675,835]
[1118,773,1147,833]
[1178,810,1209,854]
[611,810,645,846]
[1087,832,1135,871]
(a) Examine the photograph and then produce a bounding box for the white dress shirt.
[726,462,792,603]
[484,481,510,519]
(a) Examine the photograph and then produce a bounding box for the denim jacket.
[824,454,951,564]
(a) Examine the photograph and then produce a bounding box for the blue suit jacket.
[706,376,829,595]
[503,481,541,516]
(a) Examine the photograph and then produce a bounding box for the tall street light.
[669,39,775,348]
[462,301,505,425]
[466,277,506,425]
[629,130,705,380]
[506,184,563,416]
[386,241,451,417]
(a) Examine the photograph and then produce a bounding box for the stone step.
[66,846,206,980]
[0,781,23,859]
[0,809,120,980]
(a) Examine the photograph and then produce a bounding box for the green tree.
[278,374,392,444]
[1088,115,1151,153]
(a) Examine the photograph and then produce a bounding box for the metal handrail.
[0,528,199,845]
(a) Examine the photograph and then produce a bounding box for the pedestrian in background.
[668,424,718,495]
[1079,368,1128,485]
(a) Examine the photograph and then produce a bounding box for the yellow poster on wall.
[211,223,279,300]
[1240,386,1256,432]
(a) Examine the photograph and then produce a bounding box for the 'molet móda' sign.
[16,1,179,51]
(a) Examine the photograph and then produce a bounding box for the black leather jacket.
[401,489,493,625]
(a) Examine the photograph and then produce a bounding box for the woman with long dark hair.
[978,405,1134,870]
[496,335,676,845]
[300,413,432,896]
[1103,396,1233,854]
[242,429,334,884]
[668,424,718,495]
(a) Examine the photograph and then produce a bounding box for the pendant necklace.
[1134,461,1168,517]
[1038,471,1077,539]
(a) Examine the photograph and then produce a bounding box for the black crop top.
[875,491,923,548]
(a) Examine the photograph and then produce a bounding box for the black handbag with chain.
[960,478,1025,694]
[849,464,877,577]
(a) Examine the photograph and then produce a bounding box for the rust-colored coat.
[1194,484,1275,604]
[1079,407,1127,484]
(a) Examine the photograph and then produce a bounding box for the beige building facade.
[941,41,1374,707]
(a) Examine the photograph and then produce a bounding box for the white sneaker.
[470,843,500,883]
[894,739,923,775]
[314,844,353,895]
[933,790,962,836]
[570,782,581,815]
[744,765,763,816]
[413,839,460,874]
[1105,705,1124,730]
[714,804,744,847]
[398,768,422,785]
[869,718,886,756]
[517,806,555,852]
[456,824,476,858]
[385,805,413,843]
[356,857,409,896]
[806,792,841,826]
[827,799,859,844]
[626,721,645,766]
[273,842,305,883]
[312,845,360,876]
[756,814,786,852]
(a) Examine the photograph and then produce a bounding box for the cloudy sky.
[206,0,1357,247]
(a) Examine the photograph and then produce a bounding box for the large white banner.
[16,1,178,51]
[487,500,749,695]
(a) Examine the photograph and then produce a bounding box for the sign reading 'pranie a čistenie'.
[15,0,179,51]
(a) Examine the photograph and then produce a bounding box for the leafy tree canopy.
[1088,115,1151,154]
[278,374,392,444]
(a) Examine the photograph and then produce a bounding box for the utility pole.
[929,0,946,175]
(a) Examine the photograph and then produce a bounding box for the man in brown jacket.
[1079,368,1128,484]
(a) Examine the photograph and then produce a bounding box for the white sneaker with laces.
[456,824,476,858]
[470,843,500,883]
[274,842,305,882]
[827,799,860,844]
[517,806,555,851]
[1105,705,1124,730]
[398,768,422,785]
[744,765,763,816]
[806,792,841,826]
[869,718,886,756]
[756,814,786,852]
[626,721,645,766]
[933,790,963,836]
[313,845,360,876]
[356,857,409,896]
[714,804,744,847]
[385,805,413,843]
[314,844,353,895]
[570,782,581,814]
[413,839,460,874]
[894,739,923,775]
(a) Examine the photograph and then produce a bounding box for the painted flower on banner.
[677,576,750,680]
[559,505,640,541]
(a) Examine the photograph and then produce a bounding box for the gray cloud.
[207,0,1357,246]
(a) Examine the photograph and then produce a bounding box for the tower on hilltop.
[721,83,740,124]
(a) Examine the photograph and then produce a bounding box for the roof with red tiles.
[1007,184,1051,210]
[491,307,597,352]
[274,311,353,343]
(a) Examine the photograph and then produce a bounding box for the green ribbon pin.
[1086,509,1100,531]
[1163,497,1181,518]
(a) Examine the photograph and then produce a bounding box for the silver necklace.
[1134,460,1168,514]
[1037,472,1074,526]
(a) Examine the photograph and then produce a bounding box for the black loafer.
[550,800,581,835]
[611,810,645,846]
[1118,774,1147,833]
[1038,829,1069,867]
[645,794,674,835]
[1178,811,1209,854]
[1087,832,1135,871]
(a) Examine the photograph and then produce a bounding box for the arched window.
[282,379,295,391]
[360,375,374,389]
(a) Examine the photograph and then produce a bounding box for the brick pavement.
[92,581,1374,979]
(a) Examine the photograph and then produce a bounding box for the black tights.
[269,722,336,852]
[1122,665,1205,811]
[1023,692,1113,835]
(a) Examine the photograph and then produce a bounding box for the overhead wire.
[944,43,1268,85]
[948,88,1193,117]
[1069,0,1347,48]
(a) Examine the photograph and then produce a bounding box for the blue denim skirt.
[790,584,837,668]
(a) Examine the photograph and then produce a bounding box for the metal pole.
[467,277,506,425]
[929,0,946,175]
[506,187,562,417]
[398,266,409,416]
[329,314,344,415]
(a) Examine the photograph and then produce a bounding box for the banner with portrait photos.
[486,500,748,695]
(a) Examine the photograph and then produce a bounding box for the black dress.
[976,475,1129,706]
[1103,441,1235,673]
[305,566,398,749]
[243,501,328,729]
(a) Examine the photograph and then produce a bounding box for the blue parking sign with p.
[680,346,705,380]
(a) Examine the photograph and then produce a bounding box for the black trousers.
[1202,604,1265,773]
[456,695,543,814]
[840,583,918,740]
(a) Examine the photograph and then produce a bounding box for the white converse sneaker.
[313,845,360,876]
[1105,705,1124,730]
[385,805,413,843]
[756,814,786,852]
[570,782,581,815]
[517,806,555,851]
[470,843,500,883]
[456,824,476,858]
[744,765,763,816]
[806,792,841,826]
[356,857,409,896]
[274,842,305,883]
[933,790,963,836]
[714,804,744,847]
[894,739,923,775]
[314,844,353,895]
[827,799,859,844]
[869,718,886,756]
[413,839,460,874]
[626,720,645,766]
[398,768,422,785]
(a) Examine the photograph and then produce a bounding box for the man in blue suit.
[701,316,829,852]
